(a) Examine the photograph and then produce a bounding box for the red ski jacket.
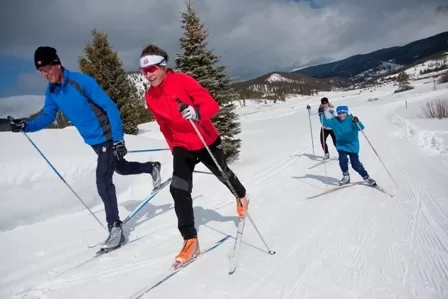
[145,71,220,152]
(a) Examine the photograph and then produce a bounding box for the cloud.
[0,0,447,95]
[0,71,47,97]
[0,95,44,118]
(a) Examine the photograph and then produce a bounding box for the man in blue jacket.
[9,46,162,250]
[321,105,376,186]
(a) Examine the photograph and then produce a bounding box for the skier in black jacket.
[318,97,336,159]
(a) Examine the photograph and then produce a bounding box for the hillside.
[292,31,448,82]
[230,72,350,101]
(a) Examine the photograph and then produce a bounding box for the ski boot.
[236,196,249,217]
[150,162,162,190]
[173,237,200,269]
[96,221,125,255]
[101,221,125,249]
[324,153,330,160]
[363,176,377,186]
[339,172,350,185]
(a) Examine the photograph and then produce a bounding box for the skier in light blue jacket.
[321,105,376,186]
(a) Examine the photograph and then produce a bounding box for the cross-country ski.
[127,235,230,299]
[2,21,448,299]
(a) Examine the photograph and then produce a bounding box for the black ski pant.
[170,137,246,240]
[320,128,336,154]
[92,140,154,230]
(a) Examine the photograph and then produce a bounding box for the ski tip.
[268,250,276,255]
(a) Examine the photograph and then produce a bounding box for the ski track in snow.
[1,79,448,299]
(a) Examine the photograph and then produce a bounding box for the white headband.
[140,55,166,68]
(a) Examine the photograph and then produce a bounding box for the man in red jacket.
[139,44,248,267]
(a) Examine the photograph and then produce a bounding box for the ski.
[122,177,173,226]
[308,157,338,169]
[368,184,395,197]
[307,181,365,199]
[128,235,230,299]
[229,215,247,274]
[307,181,394,199]
[88,177,172,249]
[228,198,251,275]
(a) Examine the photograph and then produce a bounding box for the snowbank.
[391,93,448,156]
[0,126,171,231]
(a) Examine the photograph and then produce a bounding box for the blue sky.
[1,0,447,98]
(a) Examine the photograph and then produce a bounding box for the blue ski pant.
[337,150,369,178]
[92,140,154,230]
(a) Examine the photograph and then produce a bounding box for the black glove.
[306,105,311,110]
[113,140,127,161]
[8,116,26,132]
[352,116,359,123]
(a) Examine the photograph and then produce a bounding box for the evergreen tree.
[78,29,151,135]
[175,0,242,161]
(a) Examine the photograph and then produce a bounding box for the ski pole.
[176,100,275,255]
[306,105,315,156]
[128,148,170,153]
[194,170,214,175]
[8,117,107,231]
[356,122,399,187]
[320,115,328,190]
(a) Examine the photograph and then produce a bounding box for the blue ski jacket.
[25,69,124,145]
[321,108,364,153]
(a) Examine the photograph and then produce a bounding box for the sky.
[0,0,447,98]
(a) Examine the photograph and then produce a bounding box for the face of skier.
[338,112,347,120]
[38,63,63,84]
[141,64,167,87]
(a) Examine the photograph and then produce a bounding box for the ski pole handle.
[176,98,189,112]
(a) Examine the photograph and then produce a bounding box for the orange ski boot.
[236,196,249,217]
[173,237,200,269]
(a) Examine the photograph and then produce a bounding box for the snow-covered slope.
[382,52,448,82]
[265,73,295,83]
[353,61,403,81]
[1,72,448,299]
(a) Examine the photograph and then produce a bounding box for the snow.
[1,72,448,299]
[382,53,448,82]
[353,61,403,81]
[266,73,295,83]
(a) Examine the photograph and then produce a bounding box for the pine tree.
[78,29,151,135]
[175,0,242,161]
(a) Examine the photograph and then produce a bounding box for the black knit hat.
[34,46,61,69]
[321,97,329,104]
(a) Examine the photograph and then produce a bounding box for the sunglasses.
[37,64,55,74]
[140,62,165,75]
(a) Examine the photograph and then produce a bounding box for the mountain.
[231,72,350,100]
[126,31,448,101]
[292,31,448,82]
